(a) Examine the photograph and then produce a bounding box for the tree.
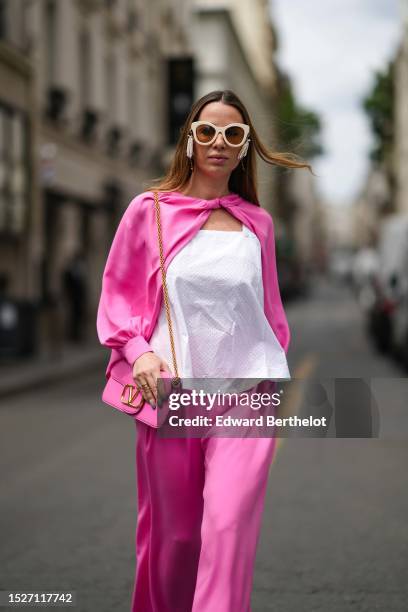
[362,59,395,164]
[276,73,324,160]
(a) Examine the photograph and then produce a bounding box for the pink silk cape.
[96,190,291,380]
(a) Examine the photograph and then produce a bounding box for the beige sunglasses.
[190,121,250,147]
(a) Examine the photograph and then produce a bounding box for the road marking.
[273,353,319,460]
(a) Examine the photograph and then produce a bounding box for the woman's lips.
[208,156,228,164]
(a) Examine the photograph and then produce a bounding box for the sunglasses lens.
[196,124,216,143]
[225,125,245,145]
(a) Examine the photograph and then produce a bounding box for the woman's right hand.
[132,352,172,405]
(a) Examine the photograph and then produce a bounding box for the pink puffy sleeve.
[263,213,291,354]
[96,194,154,367]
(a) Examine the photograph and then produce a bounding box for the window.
[127,0,138,32]
[127,72,137,131]
[79,28,91,111]
[105,54,117,124]
[44,0,57,88]
[0,104,29,235]
[0,0,8,40]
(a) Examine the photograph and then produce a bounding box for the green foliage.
[362,60,395,163]
[276,80,324,159]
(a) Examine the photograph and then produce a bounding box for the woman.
[97,89,313,612]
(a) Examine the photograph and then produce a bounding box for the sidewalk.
[0,340,108,399]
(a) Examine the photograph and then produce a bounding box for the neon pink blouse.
[96,190,291,379]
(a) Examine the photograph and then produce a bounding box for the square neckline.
[198,224,250,235]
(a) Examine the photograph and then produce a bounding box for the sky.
[270,0,404,207]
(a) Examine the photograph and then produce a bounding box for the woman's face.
[191,102,246,179]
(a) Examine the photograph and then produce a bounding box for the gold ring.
[141,383,150,389]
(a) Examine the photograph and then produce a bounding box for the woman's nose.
[214,132,227,147]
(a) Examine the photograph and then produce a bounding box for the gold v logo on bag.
[121,384,145,411]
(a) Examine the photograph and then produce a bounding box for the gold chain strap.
[153,191,181,388]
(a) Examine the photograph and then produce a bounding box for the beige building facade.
[351,165,392,249]
[0,0,194,353]
[0,0,35,299]
[192,0,280,212]
[394,8,408,214]
[352,3,408,249]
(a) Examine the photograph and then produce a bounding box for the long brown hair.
[146,89,315,206]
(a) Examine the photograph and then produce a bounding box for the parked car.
[367,214,408,358]
[383,218,408,368]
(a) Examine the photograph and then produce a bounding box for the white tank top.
[149,224,291,387]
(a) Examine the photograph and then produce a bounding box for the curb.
[0,348,107,400]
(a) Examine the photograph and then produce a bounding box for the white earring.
[238,138,250,159]
[186,133,193,158]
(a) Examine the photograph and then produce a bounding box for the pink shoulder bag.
[101,191,182,428]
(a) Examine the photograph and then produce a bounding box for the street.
[1,277,407,612]
[254,277,408,611]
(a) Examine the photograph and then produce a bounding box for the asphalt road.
[1,276,407,611]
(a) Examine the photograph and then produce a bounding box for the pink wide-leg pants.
[130,421,277,612]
